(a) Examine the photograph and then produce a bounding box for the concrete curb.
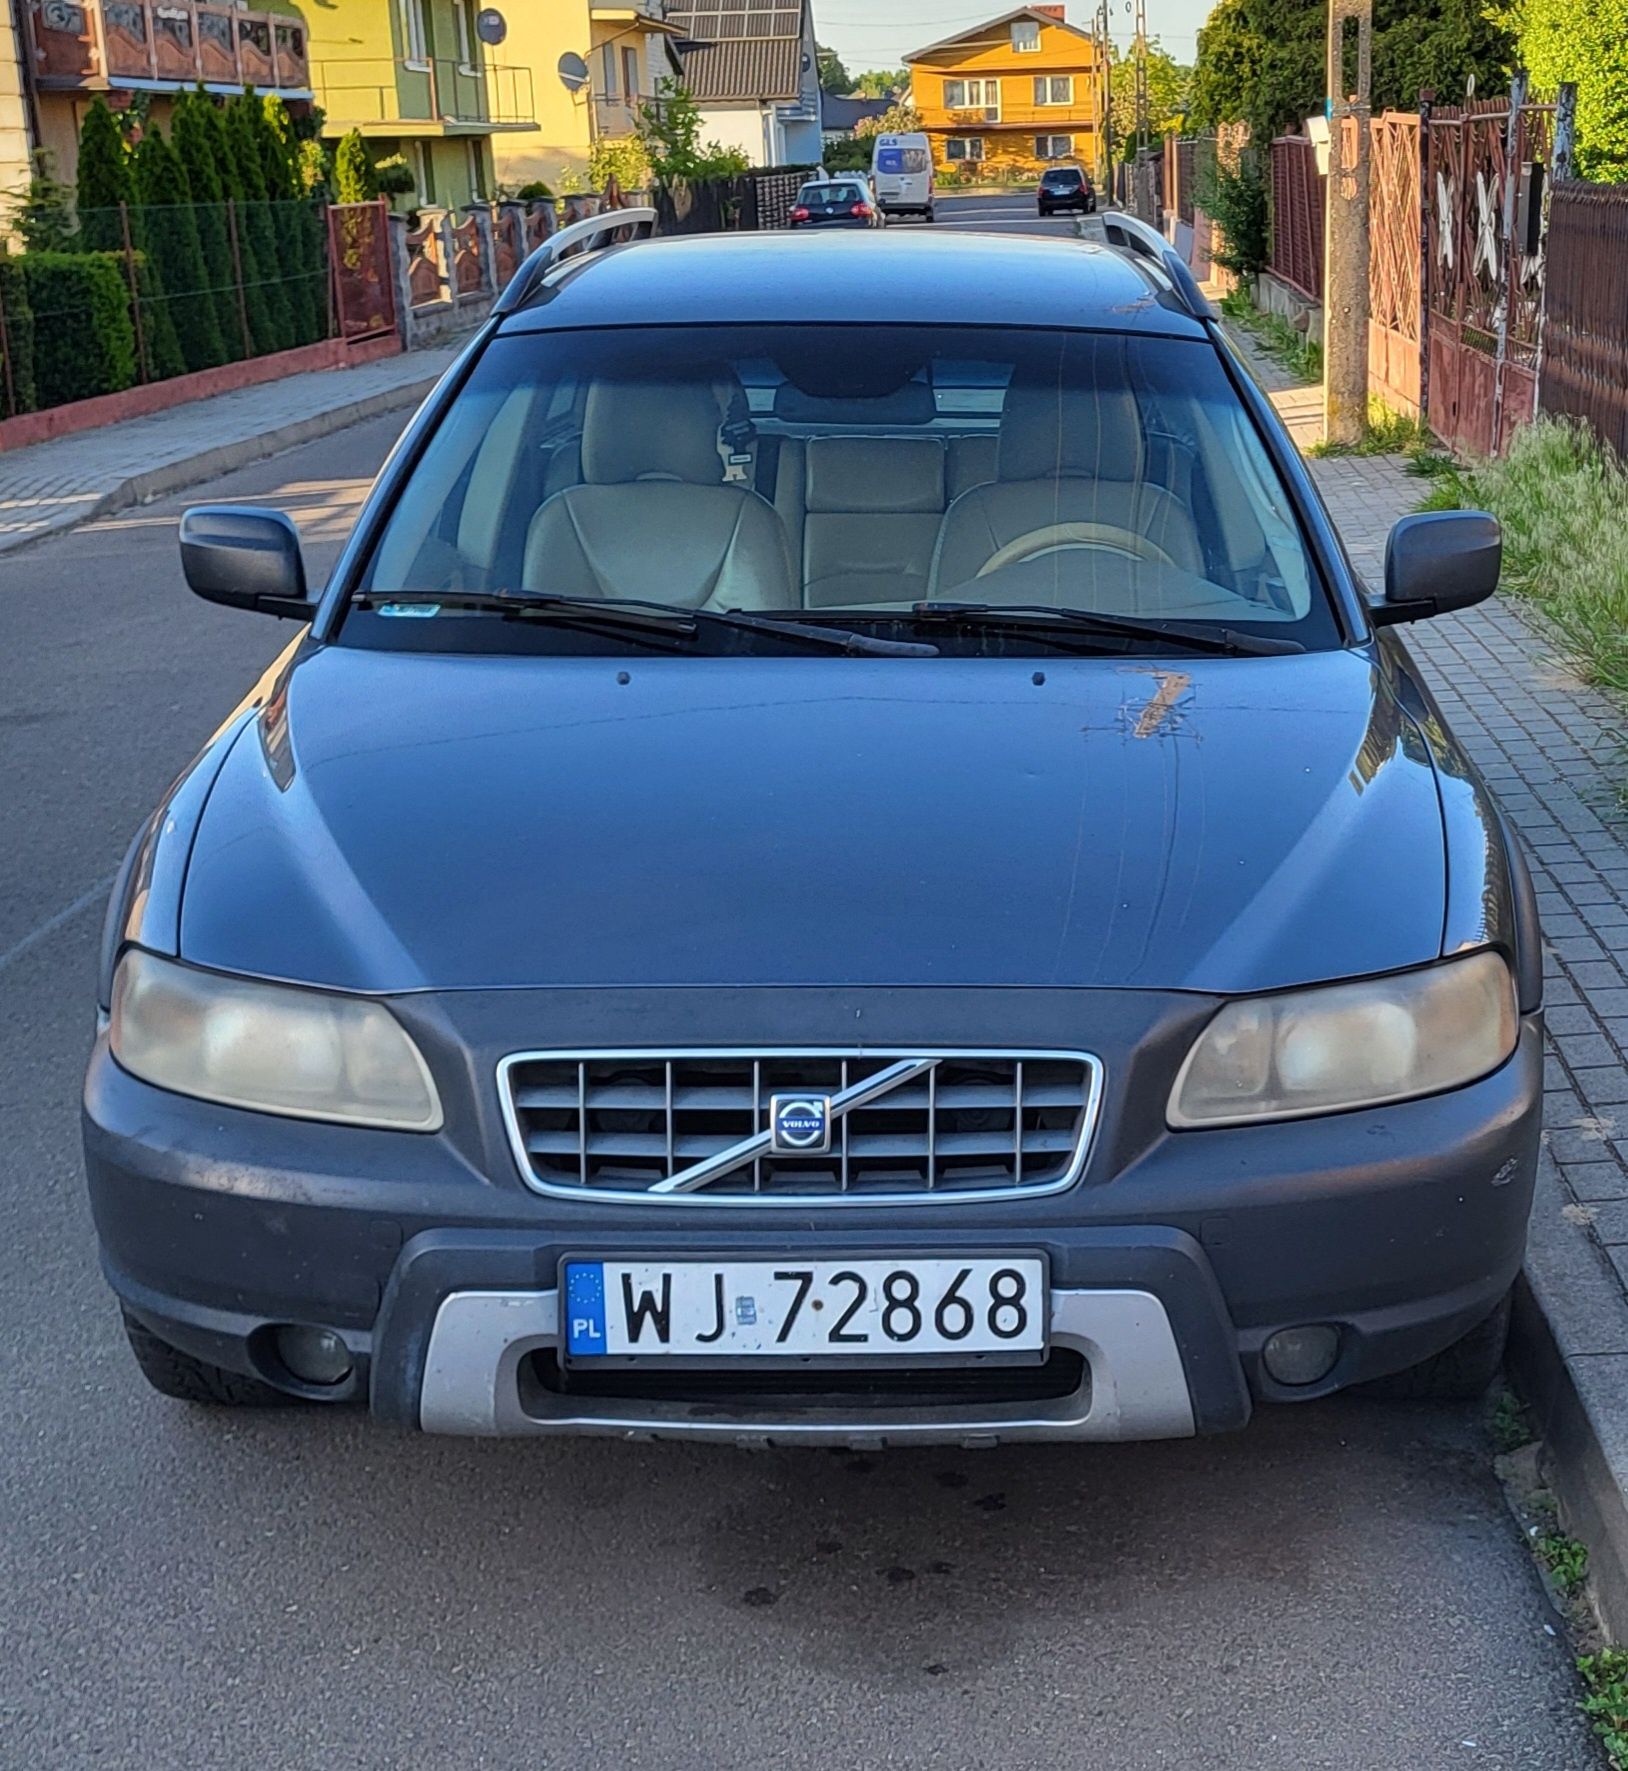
[1510,1144,1628,1640]
[0,372,441,559]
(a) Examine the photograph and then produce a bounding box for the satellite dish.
[558,51,590,94]
[476,7,506,44]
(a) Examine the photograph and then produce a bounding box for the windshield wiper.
[909,601,1305,657]
[354,591,938,657]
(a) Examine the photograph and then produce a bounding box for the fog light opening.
[274,1324,354,1387]
[1262,1324,1340,1387]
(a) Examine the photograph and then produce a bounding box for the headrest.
[581,379,725,486]
[773,379,936,426]
[804,436,945,514]
[996,380,1145,483]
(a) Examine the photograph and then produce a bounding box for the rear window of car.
[352,323,1338,650]
[876,147,930,174]
[799,182,864,205]
[1043,170,1081,186]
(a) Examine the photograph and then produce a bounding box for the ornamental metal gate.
[1425,89,1556,456]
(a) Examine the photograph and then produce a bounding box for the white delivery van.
[871,133,934,220]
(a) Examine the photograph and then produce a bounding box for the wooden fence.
[1231,86,1590,457]
[1269,135,1324,300]
[1368,112,1421,417]
[1538,180,1628,458]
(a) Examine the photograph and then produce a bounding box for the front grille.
[499,1049,1101,1204]
[524,1348,1088,1409]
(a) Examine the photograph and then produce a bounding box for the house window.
[1011,18,1040,50]
[466,138,488,199]
[1033,75,1071,105]
[622,45,640,97]
[1035,133,1073,160]
[942,77,999,117]
[399,0,427,65]
[412,140,434,203]
[455,0,476,68]
[946,137,985,162]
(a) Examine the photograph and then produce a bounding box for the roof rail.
[1084,210,1213,323]
[492,206,658,317]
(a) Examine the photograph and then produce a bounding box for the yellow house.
[309,0,542,209]
[906,5,1102,184]
[489,0,685,193]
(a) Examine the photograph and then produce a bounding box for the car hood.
[180,646,1446,994]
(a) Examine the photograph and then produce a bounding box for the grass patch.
[1491,1387,1536,1454]
[1308,397,1435,460]
[1579,1650,1628,1768]
[1219,285,1324,384]
[1418,416,1628,698]
[1539,1532,1591,1596]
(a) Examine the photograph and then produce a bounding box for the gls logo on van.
[770,1094,832,1154]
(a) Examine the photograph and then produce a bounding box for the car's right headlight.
[1168,948,1519,1128]
[109,949,442,1131]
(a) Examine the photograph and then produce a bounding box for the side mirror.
[179,505,313,619]
[1371,510,1501,626]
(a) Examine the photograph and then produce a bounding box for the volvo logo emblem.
[770,1094,832,1154]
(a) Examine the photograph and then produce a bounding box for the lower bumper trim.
[418,1286,1197,1444]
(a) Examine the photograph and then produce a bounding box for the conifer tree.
[171,91,245,359]
[224,91,293,352]
[75,98,130,251]
[131,127,227,371]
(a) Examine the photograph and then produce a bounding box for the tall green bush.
[172,90,246,359]
[0,259,38,415]
[225,92,293,353]
[1499,0,1628,179]
[17,253,136,407]
[75,98,131,251]
[1199,157,1270,276]
[334,129,378,202]
[76,97,186,379]
[261,95,324,344]
[132,128,228,371]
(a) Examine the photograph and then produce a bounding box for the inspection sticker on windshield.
[562,1257,1046,1359]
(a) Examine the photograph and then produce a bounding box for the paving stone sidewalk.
[0,342,464,558]
[1228,314,1628,1623]
[1229,322,1628,1240]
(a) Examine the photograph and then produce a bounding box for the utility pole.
[1323,0,1372,444]
[1095,0,1112,191]
[1133,0,1149,158]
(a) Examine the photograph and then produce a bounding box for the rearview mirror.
[179,505,313,619]
[1370,511,1501,626]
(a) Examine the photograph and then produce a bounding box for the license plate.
[562,1257,1046,1360]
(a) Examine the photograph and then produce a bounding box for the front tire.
[1361,1289,1513,1401]
[121,1308,290,1407]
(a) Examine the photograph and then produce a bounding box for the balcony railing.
[27,0,310,92]
[940,98,1100,130]
[312,55,535,130]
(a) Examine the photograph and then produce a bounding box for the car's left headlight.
[109,949,443,1131]
[1168,948,1518,1129]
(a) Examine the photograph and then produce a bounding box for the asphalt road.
[0,201,1603,1769]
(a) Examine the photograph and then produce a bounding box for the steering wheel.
[975,522,1178,577]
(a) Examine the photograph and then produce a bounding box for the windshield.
[351,323,1337,652]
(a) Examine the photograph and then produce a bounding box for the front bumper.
[82,989,1543,1445]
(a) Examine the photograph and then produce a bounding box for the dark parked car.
[84,211,1538,1447]
[1039,165,1096,215]
[789,177,882,229]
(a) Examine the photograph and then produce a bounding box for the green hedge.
[0,260,38,415]
[16,253,137,409]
